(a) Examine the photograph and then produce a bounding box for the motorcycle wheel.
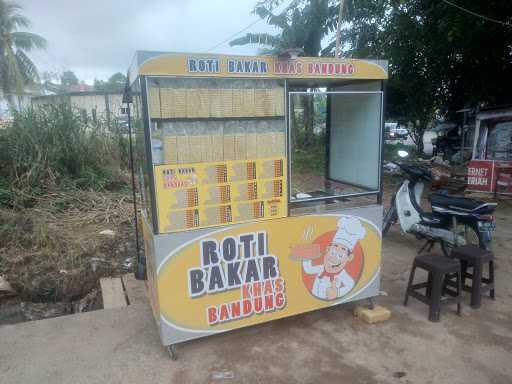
[440,222,482,257]
[382,198,398,236]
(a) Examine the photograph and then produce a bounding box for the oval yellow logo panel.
[157,214,381,332]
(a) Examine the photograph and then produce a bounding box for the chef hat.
[332,216,366,251]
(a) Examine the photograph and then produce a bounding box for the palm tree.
[230,0,335,57]
[0,0,46,105]
[230,0,336,146]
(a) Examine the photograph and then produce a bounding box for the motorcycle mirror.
[397,150,409,158]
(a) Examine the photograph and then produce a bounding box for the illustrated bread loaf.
[206,185,231,205]
[231,161,256,182]
[172,188,199,209]
[236,182,258,201]
[167,209,200,231]
[236,201,264,221]
[203,205,232,226]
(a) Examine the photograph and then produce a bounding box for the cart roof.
[129,51,388,83]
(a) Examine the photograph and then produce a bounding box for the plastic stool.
[450,245,495,308]
[404,254,462,322]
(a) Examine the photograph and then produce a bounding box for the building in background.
[31,91,126,128]
[0,85,44,121]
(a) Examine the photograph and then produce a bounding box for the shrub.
[0,104,127,207]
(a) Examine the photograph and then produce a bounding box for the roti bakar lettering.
[187,231,287,325]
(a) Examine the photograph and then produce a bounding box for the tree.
[230,0,337,146]
[94,72,127,93]
[60,70,79,87]
[333,0,512,154]
[230,0,336,56]
[0,0,46,104]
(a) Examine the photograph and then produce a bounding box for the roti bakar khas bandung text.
[187,231,286,326]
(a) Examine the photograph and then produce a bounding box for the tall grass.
[0,104,128,207]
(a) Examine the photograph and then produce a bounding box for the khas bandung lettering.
[188,231,287,325]
[274,60,355,76]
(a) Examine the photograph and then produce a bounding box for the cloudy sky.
[18,0,281,83]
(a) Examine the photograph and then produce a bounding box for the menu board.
[154,157,287,233]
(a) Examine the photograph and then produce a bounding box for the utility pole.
[335,0,345,58]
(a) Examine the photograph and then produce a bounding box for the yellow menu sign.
[154,157,287,233]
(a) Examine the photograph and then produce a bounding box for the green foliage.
[60,70,78,87]
[94,72,127,93]
[0,105,128,207]
[230,0,336,56]
[333,0,512,153]
[291,141,326,176]
[0,0,46,99]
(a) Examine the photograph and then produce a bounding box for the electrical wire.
[204,0,297,53]
[442,0,512,28]
[205,19,263,53]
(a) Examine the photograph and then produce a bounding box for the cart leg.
[167,344,178,361]
[367,297,375,310]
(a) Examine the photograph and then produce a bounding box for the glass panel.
[132,78,153,223]
[289,93,327,199]
[146,77,286,165]
[487,122,512,160]
[289,92,382,203]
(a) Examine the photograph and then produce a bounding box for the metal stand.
[452,216,459,248]
[123,80,145,281]
[367,297,376,310]
[167,344,178,360]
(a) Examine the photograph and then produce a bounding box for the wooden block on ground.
[353,305,391,324]
[121,274,146,305]
[100,277,127,309]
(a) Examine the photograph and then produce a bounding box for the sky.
[18,0,281,84]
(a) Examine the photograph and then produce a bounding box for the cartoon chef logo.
[291,216,366,301]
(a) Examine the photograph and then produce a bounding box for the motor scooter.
[383,151,497,255]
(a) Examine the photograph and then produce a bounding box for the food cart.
[467,107,512,195]
[128,51,388,356]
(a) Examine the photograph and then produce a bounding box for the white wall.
[32,93,125,120]
[328,83,382,190]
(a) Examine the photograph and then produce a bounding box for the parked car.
[385,123,408,140]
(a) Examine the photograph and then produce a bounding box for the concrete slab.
[121,274,146,305]
[100,277,127,309]
[1,201,512,384]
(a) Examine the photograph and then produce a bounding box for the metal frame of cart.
[127,51,388,356]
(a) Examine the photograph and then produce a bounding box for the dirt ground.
[1,185,511,384]
[161,194,512,384]
[0,189,136,324]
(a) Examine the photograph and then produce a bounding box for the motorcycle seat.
[429,193,497,214]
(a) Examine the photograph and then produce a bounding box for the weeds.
[0,104,136,306]
[0,104,129,207]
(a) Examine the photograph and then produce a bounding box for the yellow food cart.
[128,51,388,357]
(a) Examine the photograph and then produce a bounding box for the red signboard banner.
[467,160,494,192]
[467,160,512,194]
[494,161,512,194]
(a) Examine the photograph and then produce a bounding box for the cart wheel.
[167,344,178,361]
